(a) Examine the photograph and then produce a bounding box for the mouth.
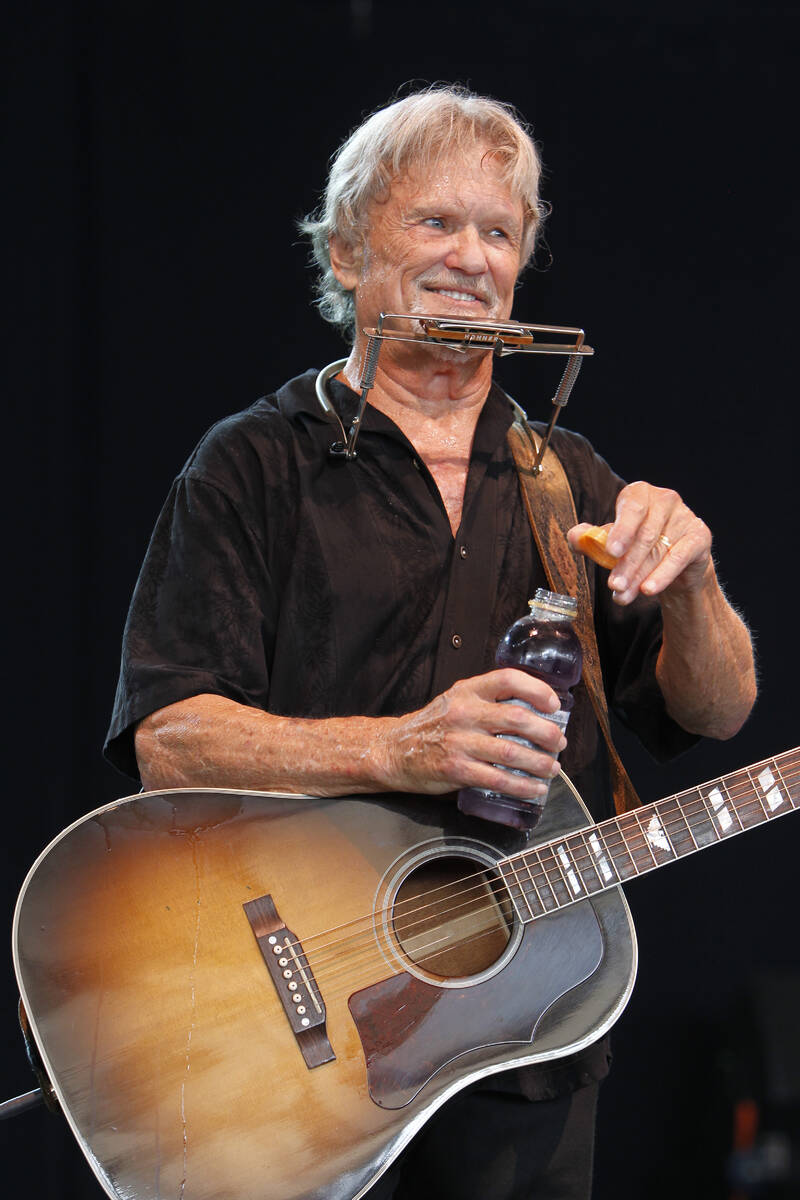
[423,285,488,306]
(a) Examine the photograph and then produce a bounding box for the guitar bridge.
[243,893,335,1069]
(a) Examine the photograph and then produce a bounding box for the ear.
[328,233,362,292]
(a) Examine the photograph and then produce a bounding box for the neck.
[340,335,493,432]
[339,336,494,536]
[499,748,800,924]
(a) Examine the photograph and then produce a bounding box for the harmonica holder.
[325,313,594,471]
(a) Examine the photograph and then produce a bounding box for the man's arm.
[134,669,568,796]
[569,480,756,739]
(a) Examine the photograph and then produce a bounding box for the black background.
[3,2,799,1196]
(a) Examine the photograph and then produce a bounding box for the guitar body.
[13,779,636,1200]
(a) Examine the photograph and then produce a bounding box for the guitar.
[13,749,799,1200]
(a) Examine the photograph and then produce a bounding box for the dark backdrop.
[4,2,798,1196]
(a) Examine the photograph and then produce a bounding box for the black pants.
[365,1081,599,1200]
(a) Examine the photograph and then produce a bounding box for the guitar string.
[311,918,522,1000]
[302,798,800,996]
[296,768,800,984]
[308,760,800,994]
[304,753,800,957]
[280,759,800,982]
[306,773,800,999]
[285,760,800,974]
[308,873,519,985]
[291,768,769,962]
[298,758,800,953]
[285,918,519,1004]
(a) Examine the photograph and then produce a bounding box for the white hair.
[299,85,546,337]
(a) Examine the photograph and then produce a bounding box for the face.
[331,148,525,336]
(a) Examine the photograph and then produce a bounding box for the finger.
[432,716,560,794]
[568,523,618,569]
[461,730,562,798]
[609,533,680,604]
[439,671,557,732]
[461,761,553,799]
[447,691,567,775]
[607,483,681,561]
[493,697,567,755]
[490,729,562,780]
[606,486,683,601]
[482,668,561,713]
[567,522,594,546]
[637,516,713,597]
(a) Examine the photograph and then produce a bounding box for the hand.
[568,481,713,606]
[380,669,568,796]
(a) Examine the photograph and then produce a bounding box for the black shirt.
[106,368,692,815]
[105,367,698,1100]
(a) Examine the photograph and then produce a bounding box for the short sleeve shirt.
[105,367,698,1100]
[106,368,694,814]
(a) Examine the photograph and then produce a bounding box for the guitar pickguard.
[348,901,603,1108]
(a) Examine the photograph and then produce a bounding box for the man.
[106,87,756,1198]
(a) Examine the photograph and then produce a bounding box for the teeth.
[434,289,479,302]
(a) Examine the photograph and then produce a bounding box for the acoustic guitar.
[13,749,799,1199]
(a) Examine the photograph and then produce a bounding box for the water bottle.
[457,589,583,832]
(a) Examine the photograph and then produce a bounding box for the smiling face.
[329,147,526,339]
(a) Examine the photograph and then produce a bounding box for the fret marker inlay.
[708,786,733,832]
[758,766,785,812]
[556,845,582,895]
[646,814,671,854]
[588,833,614,882]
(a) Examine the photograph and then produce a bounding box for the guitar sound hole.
[392,855,515,980]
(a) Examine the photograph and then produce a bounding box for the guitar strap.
[507,412,641,815]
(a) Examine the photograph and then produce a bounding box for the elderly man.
[106,87,755,1199]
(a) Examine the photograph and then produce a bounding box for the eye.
[488,227,509,239]
[423,216,445,229]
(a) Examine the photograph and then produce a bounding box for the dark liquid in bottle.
[458,595,582,832]
[496,612,582,694]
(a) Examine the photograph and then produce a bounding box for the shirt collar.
[275,366,517,459]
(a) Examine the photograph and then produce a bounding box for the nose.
[444,225,488,276]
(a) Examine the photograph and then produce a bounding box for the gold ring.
[658,534,673,550]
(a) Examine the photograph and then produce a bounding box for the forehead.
[376,148,522,219]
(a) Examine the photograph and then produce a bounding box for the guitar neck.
[498,748,800,922]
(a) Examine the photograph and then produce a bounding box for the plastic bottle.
[457,589,583,832]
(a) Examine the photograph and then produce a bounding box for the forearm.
[655,565,757,740]
[134,673,568,798]
[135,694,400,795]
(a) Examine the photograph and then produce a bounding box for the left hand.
[568,481,713,606]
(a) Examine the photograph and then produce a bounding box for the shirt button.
[459,544,468,558]
[451,634,462,649]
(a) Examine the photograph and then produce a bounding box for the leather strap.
[507,415,641,815]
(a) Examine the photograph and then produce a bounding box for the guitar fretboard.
[497,749,800,922]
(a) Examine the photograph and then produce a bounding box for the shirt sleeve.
[105,460,280,781]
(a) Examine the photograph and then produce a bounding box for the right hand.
[377,669,567,796]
